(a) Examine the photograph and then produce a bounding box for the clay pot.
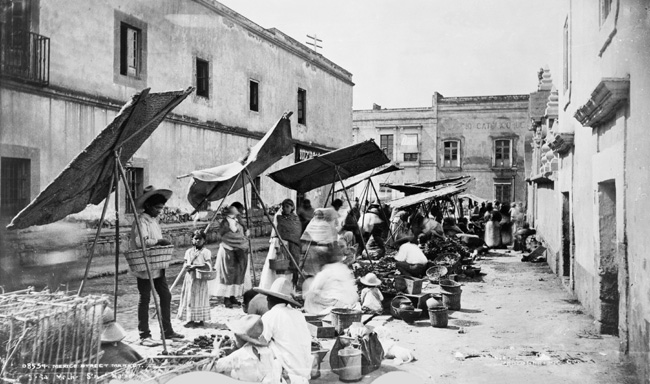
[426,294,444,309]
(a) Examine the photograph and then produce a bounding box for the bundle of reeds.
[0,287,108,384]
[96,356,216,383]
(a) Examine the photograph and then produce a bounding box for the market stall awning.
[7,88,194,230]
[380,183,431,195]
[334,164,402,193]
[267,140,390,193]
[186,114,294,209]
[387,184,468,209]
[382,175,472,196]
[413,175,471,189]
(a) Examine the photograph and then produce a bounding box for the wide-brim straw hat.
[135,185,173,209]
[254,277,301,307]
[360,272,382,287]
[101,322,127,343]
[226,314,266,347]
[100,307,126,343]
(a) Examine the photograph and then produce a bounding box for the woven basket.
[194,264,216,281]
[125,245,174,272]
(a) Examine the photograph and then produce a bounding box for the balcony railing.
[1,28,50,86]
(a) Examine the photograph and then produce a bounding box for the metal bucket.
[337,348,362,382]
[442,289,462,310]
[428,306,449,328]
[331,308,362,335]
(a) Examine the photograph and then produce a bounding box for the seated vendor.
[213,314,282,383]
[394,239,429,278]
[243,289,269,316]
[255,278,313,384]
[443,217,464,237]
[98,308,142,376]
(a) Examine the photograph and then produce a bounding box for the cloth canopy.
[380,183,430,196]
[7,88,194,230]
[382,175,471,196]
[186,115,294,209]
[267,140,390,193]
[333,164,402,193]
[387,184,468,209]
[414,175,471,189]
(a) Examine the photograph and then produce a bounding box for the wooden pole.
[368,178,395,242]
[116,157,168,352]
[334,168,373,265]
[77,174,114,296]
[203,172,242,232]
[113,160,120,321]
[243,169,305,280]
[241,174,257,286]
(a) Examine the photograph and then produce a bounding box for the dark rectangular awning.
[7,88,194,230]
[267,140,390,193]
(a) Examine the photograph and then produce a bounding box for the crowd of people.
[123,185,537,382]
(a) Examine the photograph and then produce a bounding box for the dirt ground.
[77,247,639,383]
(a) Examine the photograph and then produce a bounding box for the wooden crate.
[307,320,336,338]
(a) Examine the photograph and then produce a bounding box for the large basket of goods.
[390,295,413,319]
[0,288,107,384]
[125,245,174,272]
[433,252,462,273]
[194,264,216,281]
[426,265,448,284]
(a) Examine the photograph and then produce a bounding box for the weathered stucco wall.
[436,96,530,204]
[37,0,353,148]
[555,0,650,380]
[352,107,437,201]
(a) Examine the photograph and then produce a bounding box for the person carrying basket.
[129,186,184,346]
[177,230,212,328]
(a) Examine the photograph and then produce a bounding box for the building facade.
[526,0,650,380]
[0,0,353,221]
[352,93,531,204]
[0,0,353,285]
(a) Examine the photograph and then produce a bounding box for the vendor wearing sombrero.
[129,186,184,346]
[359,272,384,315]
[254,277,313,384]
[98,307,142,375]
[212,314,282,382]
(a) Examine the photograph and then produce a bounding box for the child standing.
[178,230,212,328]
[359,273,384,315]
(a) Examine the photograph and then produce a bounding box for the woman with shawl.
[300,208,339,276]
[211,203,251,308]
[258,199,303,289]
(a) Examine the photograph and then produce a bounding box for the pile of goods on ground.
[352,255,398,295]
[163,334,225,356]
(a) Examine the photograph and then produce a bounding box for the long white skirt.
[258,238,279,291]
[208,244,252,297]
